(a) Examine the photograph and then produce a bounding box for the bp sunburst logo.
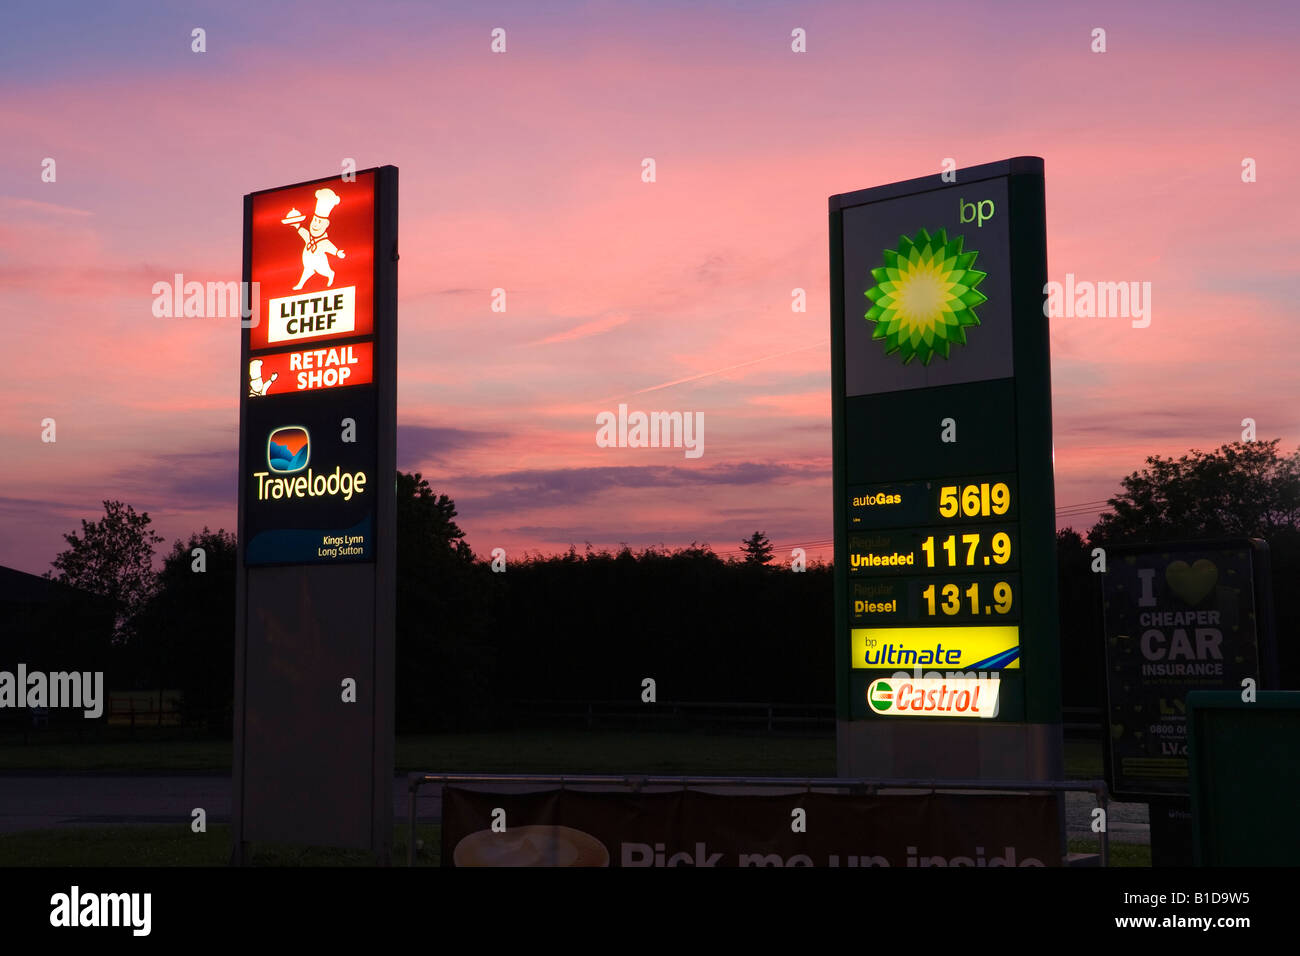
[864,228,987,366]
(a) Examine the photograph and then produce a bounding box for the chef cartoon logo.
[249,358,278,397]
[282,188,347,291]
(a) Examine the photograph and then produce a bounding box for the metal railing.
[1062,706,1103,734]
[511,699,832,732]
[407,772,1110,867]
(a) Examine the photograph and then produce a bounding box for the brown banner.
[442,787,1060,867]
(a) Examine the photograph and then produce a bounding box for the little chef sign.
[247,173,376,351]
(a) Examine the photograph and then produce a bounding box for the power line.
[559,499,1125,560]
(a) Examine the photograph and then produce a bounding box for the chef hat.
[313,188,342,220]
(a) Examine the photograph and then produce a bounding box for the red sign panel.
[248,171,375,351]
[247,343,374,397]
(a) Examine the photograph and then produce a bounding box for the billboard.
[1101,539,1275,800]
[233,166,397,859]
[830,158,1061,781]
[442,787,1060,867]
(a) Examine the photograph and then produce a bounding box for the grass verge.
[0,823,442,867]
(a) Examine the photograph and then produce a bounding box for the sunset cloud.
[2,0,1297,573]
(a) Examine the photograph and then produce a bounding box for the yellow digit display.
[937,482,1011,519]
[920,581,1014,616]
[920,530,1013,568]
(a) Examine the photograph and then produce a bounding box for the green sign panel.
[830,158,1060,737]
[1186,690,1299,866]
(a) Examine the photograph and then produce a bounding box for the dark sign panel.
[1187,691,1300,865]
[242,385,377,564]
[1101,539,1273,800]
[830,158,1060,739]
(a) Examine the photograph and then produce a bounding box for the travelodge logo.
[255,425,368,503]
[267,426,309,473]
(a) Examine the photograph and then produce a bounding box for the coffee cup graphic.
[453,825,609,867]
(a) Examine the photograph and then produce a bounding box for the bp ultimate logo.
[863,228,987,366]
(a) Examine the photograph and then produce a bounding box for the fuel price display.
[830,158,1061,732]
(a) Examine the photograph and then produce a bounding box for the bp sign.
[234,167,397,860]
[830,158,1062,780]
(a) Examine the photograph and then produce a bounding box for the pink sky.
[2,1,1298,574]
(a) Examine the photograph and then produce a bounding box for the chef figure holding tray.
[282,188,346,290]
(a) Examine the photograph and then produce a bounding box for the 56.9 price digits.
[937,482,1010,520]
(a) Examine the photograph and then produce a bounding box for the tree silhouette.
[395,472,499,730]
[1091,439,1300,543]
[1056,526,1105,708]
[48,500,164,642]
[739,530,774,565]
[132,528,237,728]
[397,471,473,568]
[1088,438,1300,690]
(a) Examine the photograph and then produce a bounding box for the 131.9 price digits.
[921,580,1014,616]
